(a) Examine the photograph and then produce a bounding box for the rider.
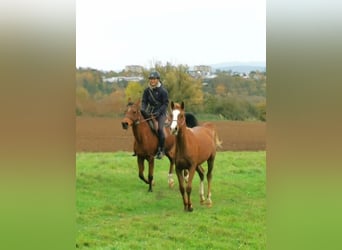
[141,71,169,159]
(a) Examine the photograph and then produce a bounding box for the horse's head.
[170,101,186,135]
[121,99,141,130]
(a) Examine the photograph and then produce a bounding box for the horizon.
[77,60,266,72]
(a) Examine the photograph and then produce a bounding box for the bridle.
[125,105,154,126]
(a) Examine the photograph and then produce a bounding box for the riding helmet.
[148,71,160,79]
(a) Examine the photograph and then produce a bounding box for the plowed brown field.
[76,117,266,152]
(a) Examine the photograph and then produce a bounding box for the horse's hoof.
[188,206,193,212]
[168,180,174,188]
[206,200,212,207]
[200,200,206,205]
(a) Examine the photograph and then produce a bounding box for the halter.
[174,118,185,127]
[171,110,186,128]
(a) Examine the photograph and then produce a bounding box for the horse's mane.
[140,109,151,119]
[185,113,198,128]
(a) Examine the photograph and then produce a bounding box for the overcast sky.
[76,0,265,71]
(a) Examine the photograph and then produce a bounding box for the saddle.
[141,110,170,136]
[148,118,158,135]
[140,110,158,135]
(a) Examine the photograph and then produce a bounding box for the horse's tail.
[202,122,222,149]
[214,131,223,149]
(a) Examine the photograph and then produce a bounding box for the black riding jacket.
[141,84,169,116]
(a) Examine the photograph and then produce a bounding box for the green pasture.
[76,151,266,250]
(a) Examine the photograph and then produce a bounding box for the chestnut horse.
[121,99,198,192]
[170,101,222,211]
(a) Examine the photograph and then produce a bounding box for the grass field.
[76,151,266,250]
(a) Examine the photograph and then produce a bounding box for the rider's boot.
[156,147,164,159]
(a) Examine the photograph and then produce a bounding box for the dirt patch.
[76,117,266,152]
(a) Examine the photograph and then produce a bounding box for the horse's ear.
[171,101,174,109]
[181,101,185,110]
[135,98,141,106]
[126,97,133,106]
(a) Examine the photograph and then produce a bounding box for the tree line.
[76,63,266,121]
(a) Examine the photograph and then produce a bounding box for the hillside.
[210,61,266,73]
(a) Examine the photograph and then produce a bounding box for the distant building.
[193,65,212,76]
[124,65,143,74]
[103,76,144,83]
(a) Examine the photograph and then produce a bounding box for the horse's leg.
[196,165,206,204]
[183,169,189,183]
[166,155,175,188]
[137,156,149,184]
[147,157,154,192]
[175,167,187,211]
[185,166,197,212]
[206,157,215,207]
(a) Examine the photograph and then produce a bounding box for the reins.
[133,112,154,126]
